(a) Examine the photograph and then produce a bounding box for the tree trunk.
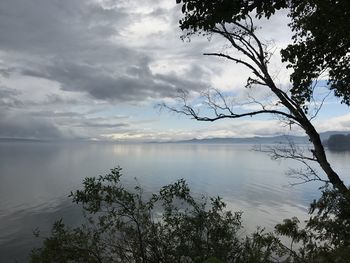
[267,76,349,194]
[303,122,349,194]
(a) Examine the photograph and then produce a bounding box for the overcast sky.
[0,0,349,142]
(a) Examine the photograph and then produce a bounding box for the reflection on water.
[0,199,83,262]
[0,142,349,262]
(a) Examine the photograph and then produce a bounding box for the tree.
[275,186,350,263]
[172,0,349,194]
[31,167,350,262]
[176,0,350,106]
[281,0,350,106]
[30,167,245,263]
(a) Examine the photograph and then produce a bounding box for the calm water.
[0,142,349,262]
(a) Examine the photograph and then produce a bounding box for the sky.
[0,0,349,142]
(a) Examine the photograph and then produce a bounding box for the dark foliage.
[177,0,350,108]
[31,167,245,263]
[31,167,350,262]
[281,0,350,107]
[275,186,350,262]
[177,0,288,33]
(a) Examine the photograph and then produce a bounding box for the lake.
[0,142,349,262]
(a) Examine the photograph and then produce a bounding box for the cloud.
[0,105,134,140]
[21,58,207,103]
[0,0,209,104]
[315,114,350,132]
[0,112,63,140]
[0,85,23,108]
[0,0,127,56]
[0,0,214,140]
[1,0,343,142]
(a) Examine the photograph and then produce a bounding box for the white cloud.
[315,114,350,132]
[0,0,347,141]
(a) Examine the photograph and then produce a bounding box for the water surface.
[0,142,349,262]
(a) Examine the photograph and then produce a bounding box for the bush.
[31,167,245,262]
[30,167,350,262]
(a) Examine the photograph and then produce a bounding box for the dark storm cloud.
[21,58,206,102]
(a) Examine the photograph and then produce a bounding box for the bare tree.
[165,17,349,194]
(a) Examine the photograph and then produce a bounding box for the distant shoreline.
[1,131,349,145]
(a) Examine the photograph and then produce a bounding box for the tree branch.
[203,52,266,81]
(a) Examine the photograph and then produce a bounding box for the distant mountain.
[1,131,349,144]
[168,131,350,145]
[171,136,308,144]
[318,131,350,141]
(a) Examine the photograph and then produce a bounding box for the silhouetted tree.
[281,0,350,106]
[31,167,244,263]
[31,167,350,262]
[170,0,349,194]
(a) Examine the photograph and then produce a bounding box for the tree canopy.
[173,0,350,194]
[177,0,350,108]
[178,0,288,32]
[281,0,350,106]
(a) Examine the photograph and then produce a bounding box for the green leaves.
[281,0,350,107]
[176,0,289,34]
[31,167,350,262]
[274,187,350,263]
[177,0,350,110]
[31,167,244,262]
